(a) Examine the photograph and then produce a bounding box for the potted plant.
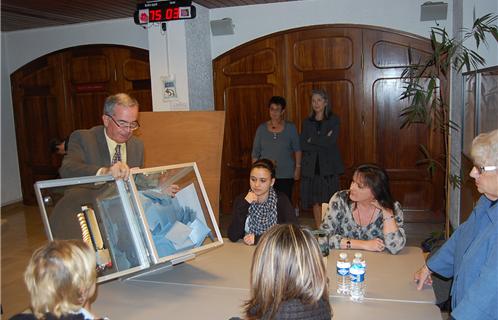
[399,13,498,237]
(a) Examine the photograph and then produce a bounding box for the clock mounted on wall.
[134,0,196,25]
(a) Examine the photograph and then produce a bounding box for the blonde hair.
[24,240,96,318]
[471,129,498,165]
[244,224,330,319]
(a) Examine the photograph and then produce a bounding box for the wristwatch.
[346,240,351,249]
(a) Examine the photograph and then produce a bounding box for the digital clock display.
[134,1,196,24]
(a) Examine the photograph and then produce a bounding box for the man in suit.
[60,93,143,180]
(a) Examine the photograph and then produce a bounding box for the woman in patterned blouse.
[320,164,406,254]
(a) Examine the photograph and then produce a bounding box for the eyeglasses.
[474,165,497,175]
[105,114,140,131]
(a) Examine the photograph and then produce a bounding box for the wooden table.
[92,241,440,319]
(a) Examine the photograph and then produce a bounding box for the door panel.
[214,25,444,222]
[215,37,285,214]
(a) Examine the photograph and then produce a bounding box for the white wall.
[1,33,22,205]
[3,18,148,74]
[463,0,498,67]
[209,0,453,58]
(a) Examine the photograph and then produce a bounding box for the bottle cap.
[354,252,363,259]
[339,252,347,259]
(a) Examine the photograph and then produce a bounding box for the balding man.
[60,93,143,180]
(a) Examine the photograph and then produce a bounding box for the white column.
[147,21,190,111]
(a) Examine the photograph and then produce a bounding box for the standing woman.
[301,89,344,227]
[252,96,302,201]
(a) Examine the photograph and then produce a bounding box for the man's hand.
[414,264,433,290]
[162,184,180,197]
[107,162,131,180]
[243,233,255,246]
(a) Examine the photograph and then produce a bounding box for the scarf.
[248,187,278,235]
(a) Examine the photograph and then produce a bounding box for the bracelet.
[346,240,351,249]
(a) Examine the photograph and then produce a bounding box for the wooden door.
[11,45,152,204]
[362,28,444,221]
[213,36,286,215]
[65,45,152,130]
[214,25,444,222]
[11,54,68,204]
[285,26,363,184]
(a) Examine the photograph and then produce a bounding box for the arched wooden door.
[11,45,152,204]
[214,25,445,223]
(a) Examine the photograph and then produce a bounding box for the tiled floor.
[1,204,445,319]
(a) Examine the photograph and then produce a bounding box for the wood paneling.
[11,45,152,204]
[138,111,225,220]
[214,25,444,222]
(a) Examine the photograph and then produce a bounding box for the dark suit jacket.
[300,115,344,177]
[59,125,144,178]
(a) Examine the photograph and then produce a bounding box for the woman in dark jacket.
[228,159,297,245]
[300,89,344,227]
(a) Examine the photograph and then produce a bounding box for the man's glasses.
[474,165,497,175]
[105,114,140,131]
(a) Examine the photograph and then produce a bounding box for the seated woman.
[228,159,297,245]
[320,164,406,254]
[10,240,103,320]
[244,224,332,320]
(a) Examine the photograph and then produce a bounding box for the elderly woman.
[228,159,298,246]
[301,89,344,227]
[252,96,301,201]
[414,129,498,319]
[10,240,101,320]
[320,164,406,254]
[244,224,332,320]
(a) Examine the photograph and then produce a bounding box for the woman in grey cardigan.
[252,96,301,201]
[300,89,344,227]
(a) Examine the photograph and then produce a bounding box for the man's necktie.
[112,144,122,165]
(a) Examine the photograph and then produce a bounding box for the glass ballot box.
[34,162,223,282]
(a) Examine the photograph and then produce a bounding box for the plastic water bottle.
[336,252,350,294]
[350,252,366,302]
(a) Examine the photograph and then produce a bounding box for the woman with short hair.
[252,96,302,200]
[414,129,498,319]
[10,240,102,320]
[244,224,332,320]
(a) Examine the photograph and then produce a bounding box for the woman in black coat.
[300,89,344,227]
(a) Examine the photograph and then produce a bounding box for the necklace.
[269,120,282,130]
[355,203,377,227]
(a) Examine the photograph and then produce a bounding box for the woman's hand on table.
[362,238,385,252]
[414,264,433,290]
[244,191,258,203]
[243,233,255,245]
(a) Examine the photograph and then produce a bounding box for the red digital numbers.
[165,8,180,20]
[148,7,184,22]
[149,9,161,21]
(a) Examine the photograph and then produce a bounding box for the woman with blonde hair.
[244,224,332,319]
[10,240,103,320]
